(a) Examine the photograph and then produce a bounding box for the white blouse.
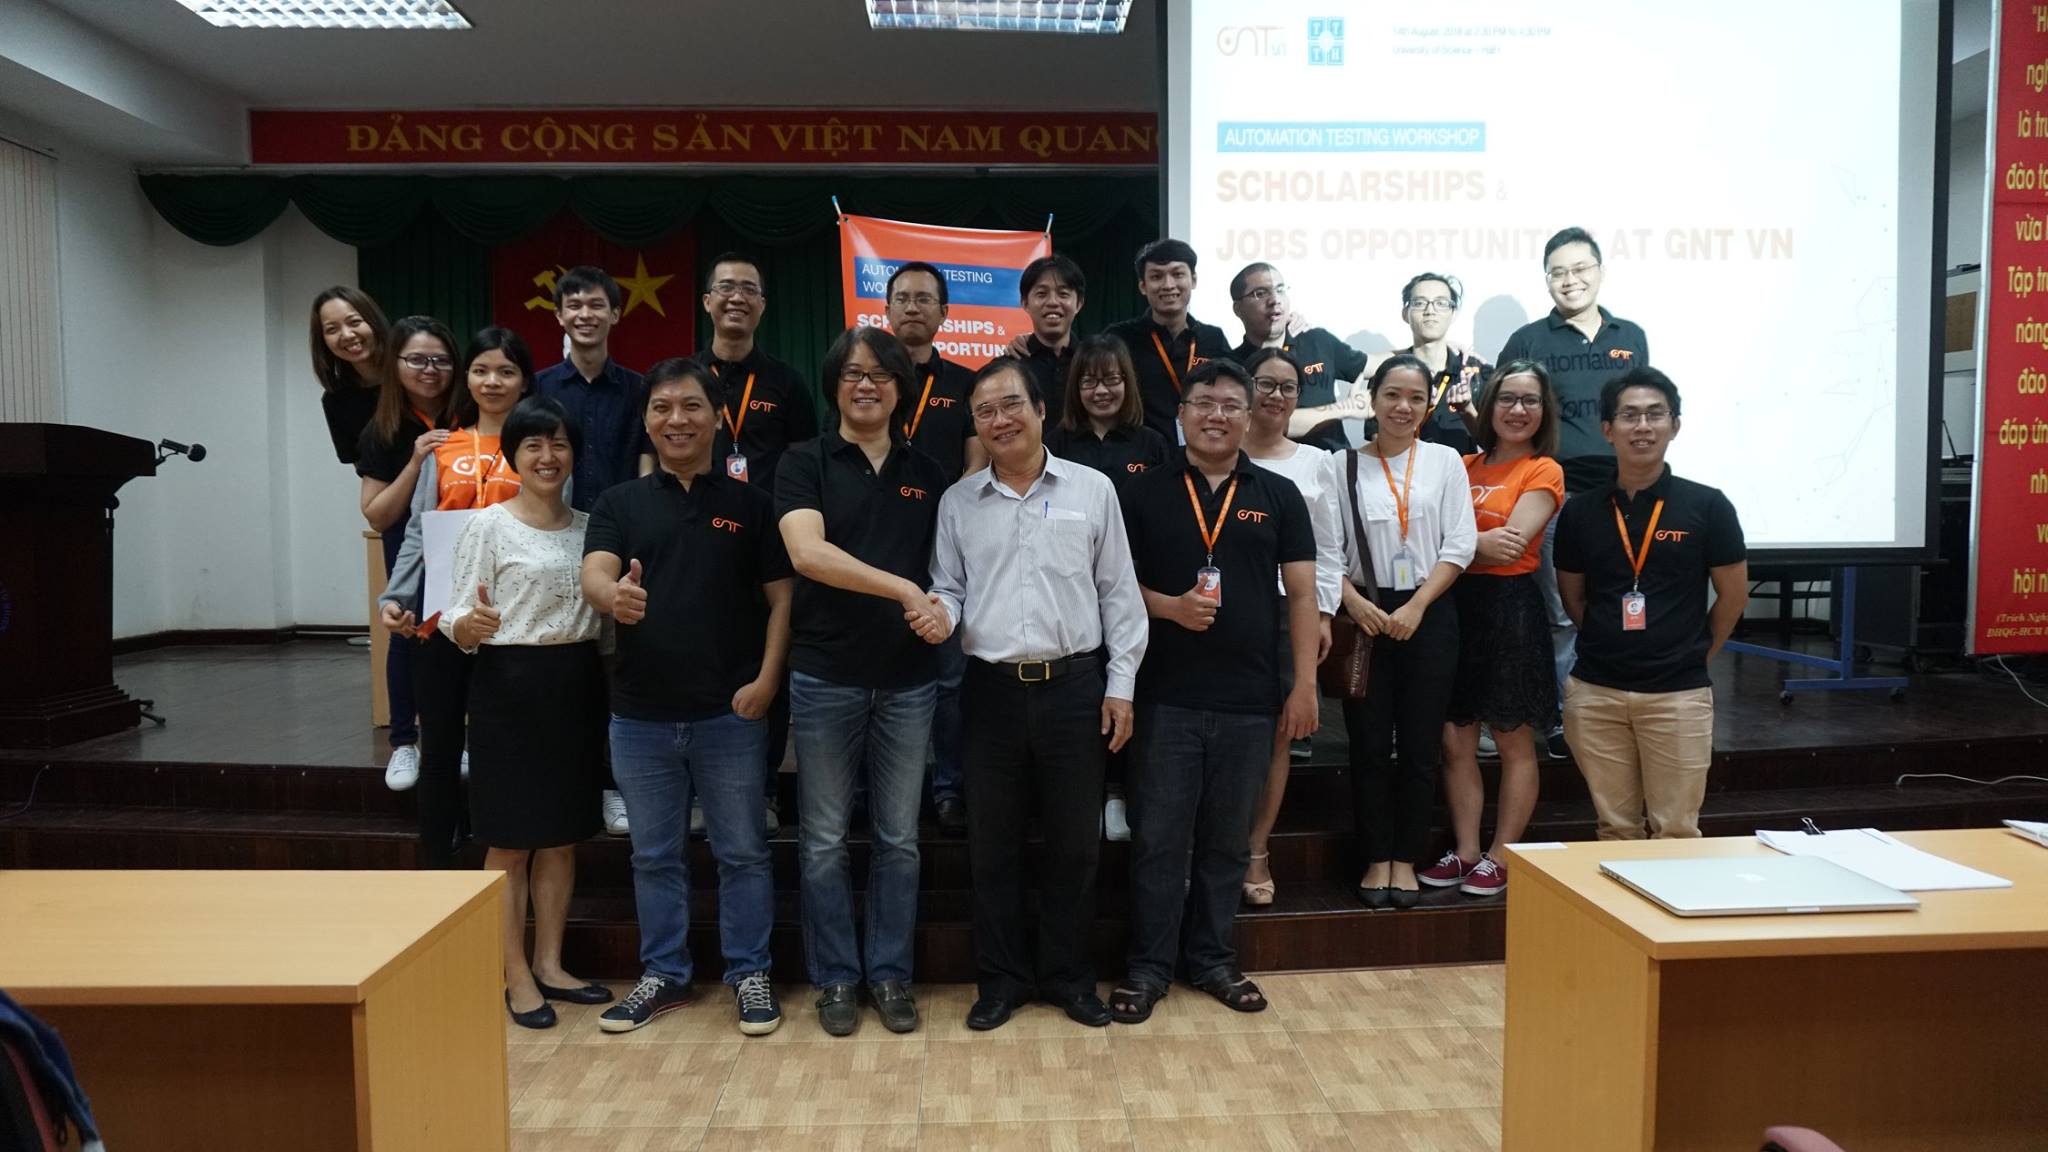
[440,503,601,651]
[1247,442,1345,616]
[1338,440,1478,591]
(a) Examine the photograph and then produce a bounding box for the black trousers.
[411,629,473,869]
[1343,588,1459,865]
[962,659,1106,1001]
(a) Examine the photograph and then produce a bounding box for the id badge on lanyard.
[726,453,749,482]
[1185,473,1238,610]
[1614,498,1666,632]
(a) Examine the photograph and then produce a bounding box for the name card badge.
[1196,565,1222,604]
[725,453,749,482]
[1391,550,1418,592]
[1622,590,1647,631]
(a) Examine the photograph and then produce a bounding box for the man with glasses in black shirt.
[1228,262,1368,452]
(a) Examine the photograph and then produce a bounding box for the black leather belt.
[977,654,1098,684]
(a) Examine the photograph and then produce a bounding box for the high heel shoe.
[505,991,557,1030]
[1242,852,1276,907]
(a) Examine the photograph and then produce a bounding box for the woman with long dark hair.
[312,286,392,465]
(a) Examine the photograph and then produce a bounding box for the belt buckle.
[1015,659,1051,683]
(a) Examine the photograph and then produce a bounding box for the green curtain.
[356,210,492,353]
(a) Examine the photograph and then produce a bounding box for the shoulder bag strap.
[1344,449,1380,606]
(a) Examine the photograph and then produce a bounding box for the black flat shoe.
[1356,885,1391,908]
[1052,991,1111,1027]
[505,991,557,1030]
[1387,885,1421,909]
[968,995,1021,1031]
[533,975,614,1005]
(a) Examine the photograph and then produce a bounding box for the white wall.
[49,131,364,637]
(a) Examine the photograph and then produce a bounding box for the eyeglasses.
[709,280,763,299]
[1235,284,1286,303]
[1545,262,1600,284]
[398,354,453,371]
[1181,399,1248,420]
[1079,374,1124,392]
[838,368,897,386]
[1406,298,1455,314]
[1612,407,1673,426]
[1494,393,1543,411]
[889,292,941,308]
[971,396,1032,423]
[1252,378,1299,398]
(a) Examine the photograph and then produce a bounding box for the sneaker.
[1104,796,1130,842]
[764,797,780,837]
[1418,850,1476,888]
[383,745,419,791]
[598,974,692,1033]
[1545,726,1570,760]
[1476,727,1498,757]
[689,800,706,836]
[602,790,629,837]
[1288,739,1313,761]
[1460,855,1506,897]
[734,972,782,1036]
[460,747,469,781]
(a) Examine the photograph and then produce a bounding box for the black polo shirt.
[1497,307,1650,492]
[535,357,648,512]
[1120,450,1315,713]
[1234,327,1369,411]
[774,431,949,689]
[323,384,380,465]
[1103,313,1236,445]
[584,468,793,722]
[904,351,977,482]
[354,411,432,484]
[1045,422,1171,492]
[1019,334,1076,427]
[1401,346,1490,457]
[691,343,817,495]
[1554,466,1745,694]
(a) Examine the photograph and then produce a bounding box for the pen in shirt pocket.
[1043,499,1050,519]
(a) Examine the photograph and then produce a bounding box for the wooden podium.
[0,423,155,747]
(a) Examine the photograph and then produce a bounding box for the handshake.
[897,580,952,646]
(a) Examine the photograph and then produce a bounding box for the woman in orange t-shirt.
[378,326,533,867]
[1419,359,1565,899]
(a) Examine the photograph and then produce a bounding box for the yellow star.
[616,254,674,319]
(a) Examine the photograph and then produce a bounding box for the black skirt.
[466,641,605,849]
[1446,573,1556,732]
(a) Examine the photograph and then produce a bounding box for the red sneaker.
[1418,850,1476,888]
[1459,855,1506,897]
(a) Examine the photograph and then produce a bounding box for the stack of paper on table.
[1756,827,2014,891]
[2006,819,2048,848]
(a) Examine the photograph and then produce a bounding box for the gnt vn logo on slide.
[1307,18,1344,66]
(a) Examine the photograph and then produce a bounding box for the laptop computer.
[1600,855,1920,917]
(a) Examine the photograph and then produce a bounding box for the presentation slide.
[1168,0,1941,552]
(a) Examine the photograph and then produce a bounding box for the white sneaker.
[1103,796,1130,842]
[459,748,470,780]
[384,745,420,791]
[688,801,706,836]
[1476,727,1498,757]
[763,798,780,837]
[603,790,630,837]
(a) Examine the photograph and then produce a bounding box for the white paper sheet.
[421,508,480,621]
[1756,828,2013,892]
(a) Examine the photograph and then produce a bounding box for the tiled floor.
[506,965,1504,1151]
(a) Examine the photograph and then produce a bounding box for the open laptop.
[1600,856,1919,917]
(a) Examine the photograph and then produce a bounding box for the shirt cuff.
[1104,673,1136,701]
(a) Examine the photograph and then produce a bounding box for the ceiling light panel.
[169,1,472,30]
[866,0,1130,35]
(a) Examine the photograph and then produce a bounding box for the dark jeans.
[410,629,471,869]
[380,521,417,748]
[963,659,1106,1001]
[931,634,966,803]
[764,676,789,803]
[1125,702,1274,989]
[1343,588,1459,865]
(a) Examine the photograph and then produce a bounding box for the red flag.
[491,212,696,374]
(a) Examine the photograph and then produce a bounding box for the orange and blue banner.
[839,214,1050,369]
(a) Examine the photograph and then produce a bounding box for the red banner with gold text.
[489,214,696,376]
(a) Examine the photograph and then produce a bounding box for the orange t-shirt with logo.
[433,428,522,511]
[1463,452,1565,577]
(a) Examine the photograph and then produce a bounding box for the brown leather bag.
[1317,449,1379,700]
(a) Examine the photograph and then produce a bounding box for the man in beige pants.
[1554,368,1747,839]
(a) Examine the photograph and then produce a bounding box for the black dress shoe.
[870,979,920,1034]
[817,983,860,1037]
[1052,991,1111,1027]
[1387,885,1422,909]
[967,995,1020,1031]
[532,974,615,1005]
[936,795,968,837]
[505,991,557,1030]
[1356,885,1391,908]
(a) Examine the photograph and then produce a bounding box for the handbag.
[1317,449,1381,700]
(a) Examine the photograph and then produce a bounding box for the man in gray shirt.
[928,358,1149,1032]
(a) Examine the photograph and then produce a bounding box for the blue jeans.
[931,634,966,803]
[1536,507,1575,721]
[609,712,774,986]
[789,671,936,988]
[1125,703,1274,989]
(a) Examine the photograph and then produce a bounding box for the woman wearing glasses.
[378,327,536,867]
[355,316,457,792]
[1421,361,1564,898]
[1339,355,1476,908]
[1044,335,1171,488]
[1238,348,1345,905]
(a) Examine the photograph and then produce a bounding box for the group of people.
[309,224,1749,1038]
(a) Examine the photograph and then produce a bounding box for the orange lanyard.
[409,405,437,430]
[1183,473,1239,565]
[1151,332,1195,396]
[713,368,756,443]
[1612,498,1666,590]
[1374,444,1417,544]
[470,428,501,510]
[904,365,937,441]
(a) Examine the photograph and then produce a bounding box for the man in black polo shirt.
[775,325,950,1037]
[1013,253,1085,427]
[1104,238,1236,446]
[1555,368,1747,840]
[1227,261,1368,452]
[1388,271,1489,456]
[580,359,794,1037]
[1110,360,1321,1024]
[692,252,817,494]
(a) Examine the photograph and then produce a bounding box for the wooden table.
[1501,829,2048,1152]
[0,870,506,1151]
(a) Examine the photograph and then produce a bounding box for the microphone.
[157,439,208,463]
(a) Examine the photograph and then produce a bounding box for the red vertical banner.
[489,214,696,374]
[839,214,1050,369]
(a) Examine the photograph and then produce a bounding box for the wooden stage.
[5,638,2048,981]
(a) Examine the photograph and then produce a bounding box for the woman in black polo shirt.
[312,286,392,465]
[1043,335,1172,489]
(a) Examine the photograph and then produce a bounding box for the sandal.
[1192,967,1269,1013]
[1108,980,1167,1024]
[1242,852,1276,907]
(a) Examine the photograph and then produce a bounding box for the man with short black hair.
[1228,262,1367,451]
[692,252,818,495]
[1014,254,1087,426]
[1104,239,1235,445]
